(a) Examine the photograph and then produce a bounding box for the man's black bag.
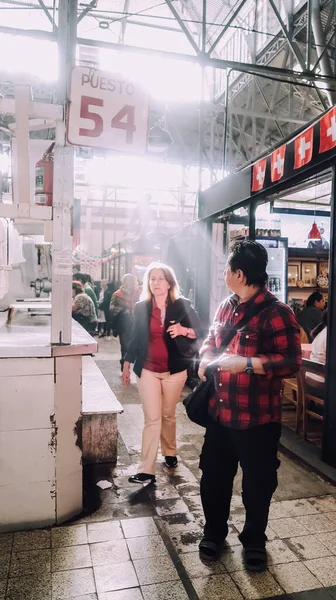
[183,296,275,428]
[183,363,217,427]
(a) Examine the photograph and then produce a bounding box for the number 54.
[79,95,136,143]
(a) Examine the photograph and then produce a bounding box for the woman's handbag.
[183,297,275,427]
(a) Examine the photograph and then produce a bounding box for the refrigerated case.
[256,237,288,304]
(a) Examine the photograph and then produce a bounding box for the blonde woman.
[122,262,203,484]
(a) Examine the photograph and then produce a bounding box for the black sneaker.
[128,473,156,484]
[165,456,178,468]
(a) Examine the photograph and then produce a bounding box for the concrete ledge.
[280,425,336,485]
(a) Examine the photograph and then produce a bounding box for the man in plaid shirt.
[198,240,302,571]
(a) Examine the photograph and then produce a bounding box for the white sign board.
[67,67,150,155]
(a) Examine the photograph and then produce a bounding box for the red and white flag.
[294,127,313,169]
[252,158,267,192]
[319,106,336,154]
[271,144,286,182]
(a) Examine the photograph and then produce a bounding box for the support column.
[51,0,77,345]
[322,166,336,466]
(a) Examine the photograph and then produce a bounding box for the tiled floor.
[2,337,336,600]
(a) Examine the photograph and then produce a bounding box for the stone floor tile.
[52,545,92,572]
[174,482,201,498]
[309,496,336,513]
[154,498,189,517]
[141,581,189,600]
[87,521,124,544]
[317,531,336,554]
[161,512,198,533]
[10,549,51,577]
[0,552,10,580]
[170,528,203,554]
[6,573,51,600]
[286,535,332,560]
[120,517,158,539]
[179,550,227,578]
[13,529,51,551]
[221,545,245,573]
[146,484,181,501]
[94,562,138,594]
[231,569,284,599]
[268,502,292,520]
[51,525,88,548]
[226,526,241,547]
[267,517,309,539]
[52,567,96,599]
[268,562,322,593]
[305,556,336,587]
[98,589,143,600]
[90,540,130,566]
[266,539,300,564]
[126,535,168,560]
[98,590,143,600]
[265,525,279,541]
[191,574,243,599]
[0,533,13,552]
[183,495,203,513]
[133,555,179,586]
[0,580,6,600]
[324,513,336,526]
[280,499,319,517]
[296,513,336,534]
[64,595,97,600]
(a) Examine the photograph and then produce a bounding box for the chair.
[298,358,325,441]
[281,372,302,433]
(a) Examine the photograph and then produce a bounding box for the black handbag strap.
[206,296,276,376]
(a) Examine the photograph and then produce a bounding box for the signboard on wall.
[67,67,150,155]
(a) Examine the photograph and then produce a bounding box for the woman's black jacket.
[124,297,203,378]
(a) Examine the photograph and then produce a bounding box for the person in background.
[72,282,97,333]
[297,291,325,342]
[305,309,327,400]
[72,273,99,317]
[110,274,139,369]
[100,281,117,340]
[122,262,202,484]
[97,280,108,338]
[197,240,302,571]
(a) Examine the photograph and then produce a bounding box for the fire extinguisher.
[35,143,55,206]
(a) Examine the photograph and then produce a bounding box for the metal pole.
[222,70,230,177]
[307,0,312,70]
[198,0,207,193]
[248,200,256,240]
[322,165,336,466]
[51,0,77,345]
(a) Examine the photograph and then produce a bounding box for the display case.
[256,237,288,304]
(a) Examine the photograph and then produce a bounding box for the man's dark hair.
[72,272,86,285]
[228,240,268,287]
[306,291,323,307]
[72,282,83,296]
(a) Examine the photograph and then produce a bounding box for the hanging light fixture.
[307,179,321,242]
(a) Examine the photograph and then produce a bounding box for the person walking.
[122,262,202,484]
[100,281,117,339]
[197,240,302,571]
[109,274,139,369]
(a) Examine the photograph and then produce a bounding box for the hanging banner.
[294,126,313,169]
[319,106,336,154]
[251,158,267,192]
[271,144,286,182]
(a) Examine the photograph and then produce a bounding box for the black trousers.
[200,417,281,549]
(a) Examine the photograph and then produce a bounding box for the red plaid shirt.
[200,288,302,429]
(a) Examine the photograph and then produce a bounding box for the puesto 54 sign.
[67,67,150,154]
